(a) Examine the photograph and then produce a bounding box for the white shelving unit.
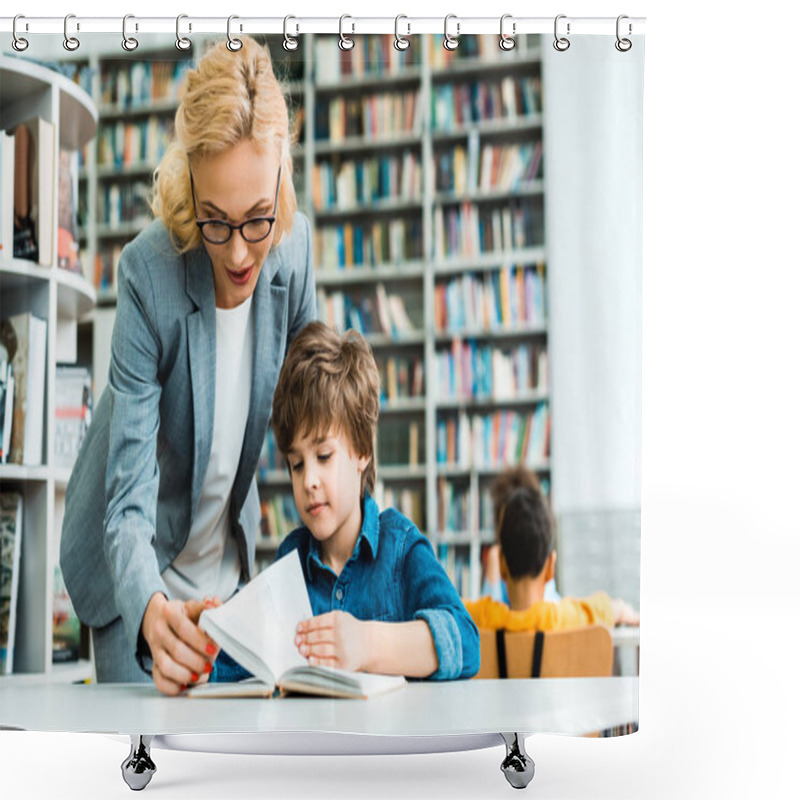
[1,56,97,676]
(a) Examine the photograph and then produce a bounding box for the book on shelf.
[315,217,423,269]
[0,356,14,464]
[259,494,300,544]
[53,365,93,470]
[57,149,81,273]
[52,563,80,663]
[434,199,542,261]
[437,479,471,534]
[0,313,48,466]
[435,339,548,401]
[379,486,425,532]
[190,549,406,699]
[0,129,15,255]
[12,118,55,267]
[0,491,23,675]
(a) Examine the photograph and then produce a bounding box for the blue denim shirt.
[210,492,480,683]
[274,491,479,681]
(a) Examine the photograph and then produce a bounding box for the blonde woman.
[61,36,315,695]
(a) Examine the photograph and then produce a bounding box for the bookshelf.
[71,34,549,602]
[0,56,97,677]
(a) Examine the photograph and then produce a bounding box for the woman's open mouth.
[226,265,254,285]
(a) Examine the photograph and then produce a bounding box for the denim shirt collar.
[305,491,380,577]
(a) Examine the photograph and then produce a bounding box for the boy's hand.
[611,598,640,626]
[295,611,368,671]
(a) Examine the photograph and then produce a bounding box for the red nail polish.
[181,684,187,692]
[204,662,213,674]
[206,643,215,655]
[191,673,199,683]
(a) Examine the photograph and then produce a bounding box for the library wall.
[542,37,643,602]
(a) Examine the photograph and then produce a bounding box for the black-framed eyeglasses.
[190,164,282,245]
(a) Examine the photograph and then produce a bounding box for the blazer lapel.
[185,248,216,519]
[231,249,288,517]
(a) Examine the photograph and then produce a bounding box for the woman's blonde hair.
[152,35,297,253]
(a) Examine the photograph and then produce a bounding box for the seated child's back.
[464,487,639,631]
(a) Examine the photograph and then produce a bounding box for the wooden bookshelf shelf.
[434,321,547,340]
[315,68,423,95]
[431,115,545,143]
[95,162,157,180]
[430,53,542,80]
[314,134,422,157]
[433,247,547,274]
[434,181,545,205]
[436,390,549,411]
[315,262,425,288]
[98,98,179,120]
[315,198,424,220]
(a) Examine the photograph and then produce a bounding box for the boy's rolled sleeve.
[414,608,464,680]
[400,530,480,680]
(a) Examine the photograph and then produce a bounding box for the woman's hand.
[295,610,368,672]
[141,593,220,695]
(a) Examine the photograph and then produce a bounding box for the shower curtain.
[0,18,644,797]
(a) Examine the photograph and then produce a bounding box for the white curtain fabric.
[542,36,644,601]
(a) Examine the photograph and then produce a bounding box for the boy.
[481,466,561,602]
[270,322,479,680]
[465,486,639,631]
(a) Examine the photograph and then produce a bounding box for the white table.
[0,677,638,791]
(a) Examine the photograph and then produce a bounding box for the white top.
[162,295,254,603]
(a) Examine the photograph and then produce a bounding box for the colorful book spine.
[436,340,548,401]
[431,76,542,132]
[97,116,174,169]
[434,266,547,331]
[434,200,542,260]
[314,37,416,82]
[315,90,421,142]
[437,404,550,467]
[313,151,422,210]
[316,217,423,269]
[436,140,543,194]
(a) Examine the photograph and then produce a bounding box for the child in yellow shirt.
[464,486,639,631]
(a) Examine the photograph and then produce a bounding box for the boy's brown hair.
[489,466,544,532]
[271,322,380,495]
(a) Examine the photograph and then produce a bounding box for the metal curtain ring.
[122,14,138,51]
[12,14,29,51]
[176,14,191,51]
[615,14,632,51]
[499,14,516,51]
[443,14,459,51]
[63,14,80,51]
[283,15,299,51]
[553,14,570,51]
[394,15,411,51]
[227,15,243,51]
[339,15,355,51]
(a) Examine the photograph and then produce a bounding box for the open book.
[188,550,406,700]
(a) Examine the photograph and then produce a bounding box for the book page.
[199,550,311,684]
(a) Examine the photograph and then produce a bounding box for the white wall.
[543,35,644,599]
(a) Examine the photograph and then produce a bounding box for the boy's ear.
[356,453,369,474]
[499,551,510,583]
[544,550,556,583]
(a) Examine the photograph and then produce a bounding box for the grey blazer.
[60,212,316,669]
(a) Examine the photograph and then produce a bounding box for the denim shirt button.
[335,588,343,602]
